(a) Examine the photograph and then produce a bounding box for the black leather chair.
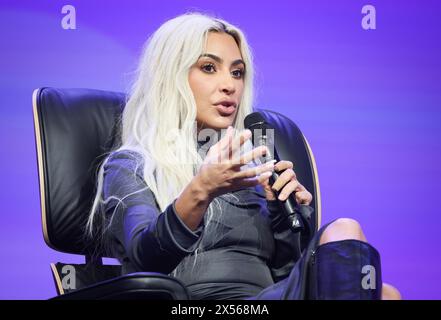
[32,87,322,300]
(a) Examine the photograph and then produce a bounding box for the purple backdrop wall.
[0,0,440,299]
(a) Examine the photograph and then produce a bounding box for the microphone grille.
[244,112,266,129]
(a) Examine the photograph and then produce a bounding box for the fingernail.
[278,193,286,201]
[262,171,272,178]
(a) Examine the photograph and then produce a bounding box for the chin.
[198,110,238,131]
[207,116,236,130]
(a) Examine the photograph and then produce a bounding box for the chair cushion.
[50,262,190,300]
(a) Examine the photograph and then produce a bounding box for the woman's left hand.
[261,160,313,205]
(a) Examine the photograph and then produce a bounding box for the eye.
[232,69,245,79]
[201,63,216,73]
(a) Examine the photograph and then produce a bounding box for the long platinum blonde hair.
[85,12,256,263]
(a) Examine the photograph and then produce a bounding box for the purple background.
[0,0,440,299]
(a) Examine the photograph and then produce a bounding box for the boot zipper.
[310,249,316,265]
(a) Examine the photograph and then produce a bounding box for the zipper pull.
[310,249,316,265]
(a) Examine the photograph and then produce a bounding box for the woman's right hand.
[175,126,275,230]
[195,126,275,201]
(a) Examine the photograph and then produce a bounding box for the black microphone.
[244,112,304,233]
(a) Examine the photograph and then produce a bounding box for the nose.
[219,72,236,95]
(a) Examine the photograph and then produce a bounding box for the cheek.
[238,82,245,98]
[236,82,245,105]
[189,74,211,123]
[189,73,211,103]
[193,83,207,102]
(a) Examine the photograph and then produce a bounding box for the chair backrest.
[32,87,321,258]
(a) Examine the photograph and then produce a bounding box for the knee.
[319,218,367,245]
[382,283,402,300]
[333,218,363,232]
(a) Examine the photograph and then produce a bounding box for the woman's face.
[189,31,245,131]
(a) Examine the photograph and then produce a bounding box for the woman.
[86,12,401,300]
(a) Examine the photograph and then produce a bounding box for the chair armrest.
[50,272,190,300]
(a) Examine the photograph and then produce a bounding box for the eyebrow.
[199,53,245,67]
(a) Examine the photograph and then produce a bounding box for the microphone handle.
[269,170,304,233]
[256,133,304,232]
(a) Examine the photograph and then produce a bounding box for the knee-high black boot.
[308,239,382,300]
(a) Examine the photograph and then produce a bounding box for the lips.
[216,104,236,116]
[214,100,236,116]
